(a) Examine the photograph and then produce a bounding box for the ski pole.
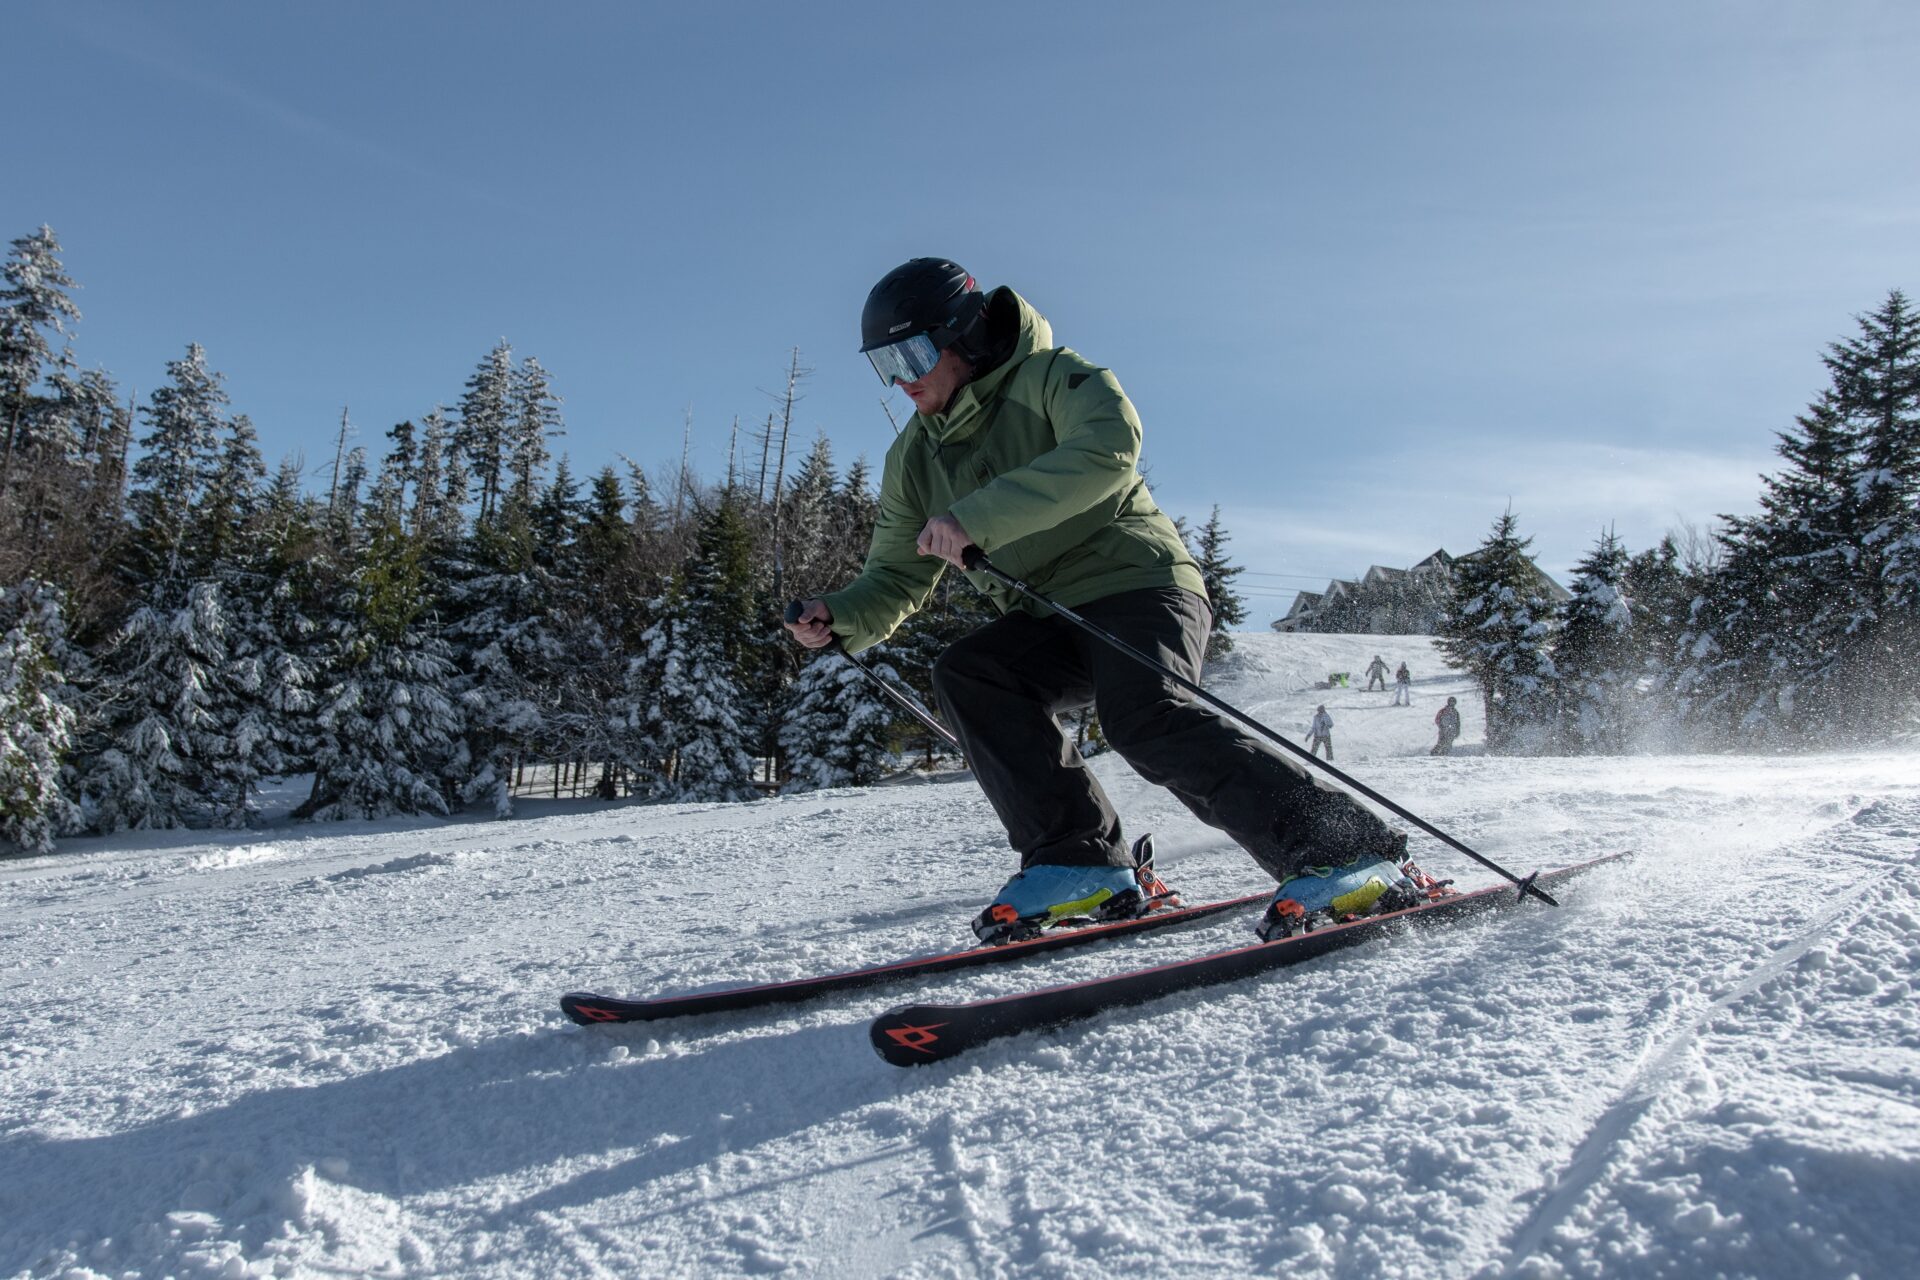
[783,601,964,756]
[958,548,1557,907]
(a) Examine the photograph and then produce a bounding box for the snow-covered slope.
[4,634,1918,1279]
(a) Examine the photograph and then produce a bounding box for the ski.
[870,851,1629,1066]
[560,889,1268,1026]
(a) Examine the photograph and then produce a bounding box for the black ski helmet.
[860,258,988,356]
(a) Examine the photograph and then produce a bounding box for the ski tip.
[870,1006,963,1067]
[560,992,633,1026]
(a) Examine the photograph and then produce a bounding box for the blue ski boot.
[1256,855,1421,940]
[971,863,1142,944]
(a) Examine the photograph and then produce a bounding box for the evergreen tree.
[578,466,632,588]
[1672,294,1920,745]
[300,522,463,820]
[509,355,563,509]
[367,419,418,530]
[532,456,581,575]
[131,344,229,585]
[457,341,514,525]
[78,583,229,831]
[442,509,563,818]
[1828,290,1920,730]
[829,456,881,585]
[0,581,82,853]
[1435,510,1558,753]
[1622,536,1691,735]
[205,451,319,827]
[623,461,671,591]
[1191,505,1247,660]
[1,226,82,489]
[778,648,900,790]
[627,577,758,802]
[1551,529,1635,752]
[412,407,465,545]
[192,412,267,578]
[778,434,839,597]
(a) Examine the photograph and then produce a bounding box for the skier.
[783,258,1413,943]
[1392,661,1413,706]
[1432,697,1461,756]
[1307,705,1334,760]
[1364,655,1389,691]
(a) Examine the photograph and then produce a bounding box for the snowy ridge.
[3,633,1918,1278]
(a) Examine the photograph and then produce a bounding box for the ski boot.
[1255,854,1424,941]
[971,836,1176,945]
[1131,834,1182,912]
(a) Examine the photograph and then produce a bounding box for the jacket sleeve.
[947,355,1140,551]
[819,438,944,654]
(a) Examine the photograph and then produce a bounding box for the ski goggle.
[866,331,943,386]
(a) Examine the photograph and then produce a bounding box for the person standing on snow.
[1307,705,1335,760]
[1392,661,1413,706]
[1432,697,1461,756]
[1364,655,1389,692]
[784,259,1413,944]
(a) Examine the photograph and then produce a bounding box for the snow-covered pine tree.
[532,456,581,577]
[577,466,633,591]
[412,407,466,546]
[441,506,564,817]
[828,455,881,586]
[366,419,417,531]
[1191,505,1247,660]
[188,411,317,826]
[299,521,463,820]
[1,225,82,491]
[509,355,563,511]
[78,582,229,831]
[1827,290,1920,733]
[193,412,267,575]
[627,586,758,802]
[0,580,82,853]
[778,434,839,598]
[623,460,675,588]
[1673,302,1909,747]
[1621,536,1693,737]
[1434,510,1559,753]
[457,341,514,525]
[130,344,228,582]
[777,646,900,790]
[1551,529,1635,753]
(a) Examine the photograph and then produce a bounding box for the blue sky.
[13,1,1919,622]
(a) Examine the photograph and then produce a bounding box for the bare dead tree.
[327,406,353,517]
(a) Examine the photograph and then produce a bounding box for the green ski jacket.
[822,287,1205,654]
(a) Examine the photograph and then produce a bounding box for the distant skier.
[1307,705,1335,760]
[1393,662,1413,706]
[783,258,1413,945]
[1364,655,1389,691]
[1432,697,1461,755]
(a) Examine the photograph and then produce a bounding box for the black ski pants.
[930,586,1407,882]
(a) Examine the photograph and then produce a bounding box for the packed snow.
[3,632,1917,1279]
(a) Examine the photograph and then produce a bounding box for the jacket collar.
[916,287,1052,445]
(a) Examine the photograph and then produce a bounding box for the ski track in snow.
[2,633,1917,1279]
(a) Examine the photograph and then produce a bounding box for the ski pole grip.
[784,599,843,652]
[961,545,987,572]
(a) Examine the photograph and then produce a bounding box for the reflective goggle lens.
[866,332,942,386]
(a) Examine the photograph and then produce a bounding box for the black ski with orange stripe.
[560,890,1268,1026]
[870,852,1629,1066]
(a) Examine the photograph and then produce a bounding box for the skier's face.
[899,347,974,415]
